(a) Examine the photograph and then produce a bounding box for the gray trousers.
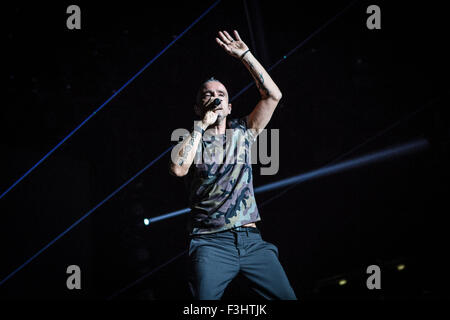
[187,227,297,300]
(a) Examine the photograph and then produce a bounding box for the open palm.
[216,30,249,59]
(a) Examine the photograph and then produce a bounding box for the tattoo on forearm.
[256,73,270,97]
[247,61,270,97]
[177,130,199,166]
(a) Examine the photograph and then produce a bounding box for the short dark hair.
[195,77,225,107]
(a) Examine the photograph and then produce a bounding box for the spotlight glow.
[397,264,405,271]
[144,218,150,226]
[338,279,347,286]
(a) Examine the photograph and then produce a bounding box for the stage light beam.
[142,138,429,226]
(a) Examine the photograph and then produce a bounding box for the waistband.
[231,226,259,233]
[189,225,260,238]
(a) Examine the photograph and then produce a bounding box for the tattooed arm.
[169,121,206,177]
[216,30,282,132]
[169,99,221,177]
[241,50,282,131]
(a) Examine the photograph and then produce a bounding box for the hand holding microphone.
[202,98,222,127]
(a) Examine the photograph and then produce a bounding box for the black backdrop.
[1,0,448,300]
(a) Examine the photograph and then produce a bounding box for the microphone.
[207,98,222,111]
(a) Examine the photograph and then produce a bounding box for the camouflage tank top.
[185,116,260,235]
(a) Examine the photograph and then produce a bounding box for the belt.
[232,226,259,233]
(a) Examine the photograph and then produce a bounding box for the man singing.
[169,30,296,300]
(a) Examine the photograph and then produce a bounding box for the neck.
[207,117,227,135]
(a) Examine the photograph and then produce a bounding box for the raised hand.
[215,30,249,59]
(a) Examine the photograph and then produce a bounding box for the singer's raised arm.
[216,30,282,134]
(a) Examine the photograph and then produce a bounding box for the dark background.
[1,0,448,300]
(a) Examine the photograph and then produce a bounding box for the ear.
[228,103,232,113]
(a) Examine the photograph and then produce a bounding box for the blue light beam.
[0,0,221,201]
[143,138,429,225]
